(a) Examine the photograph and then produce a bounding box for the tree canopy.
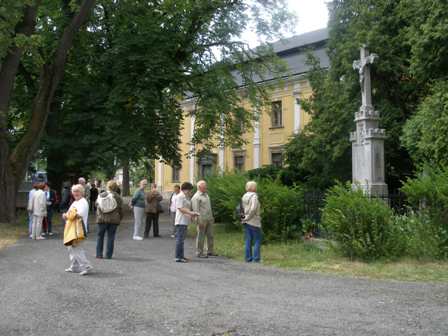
[285,0,448,190]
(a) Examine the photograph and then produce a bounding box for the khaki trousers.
[196,219,214,255]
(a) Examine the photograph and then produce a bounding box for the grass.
[212,223,448,283]
[0,211,28,250]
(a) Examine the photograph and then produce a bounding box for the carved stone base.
[352,182,388,197]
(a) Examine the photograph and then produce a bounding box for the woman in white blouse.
[63,184,92,275]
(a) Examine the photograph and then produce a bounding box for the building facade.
[155,29,329,193]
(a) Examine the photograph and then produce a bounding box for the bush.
[392,212,441,259]
[322,183,399,260]
[401,166,448,258]
[206,173,305,241]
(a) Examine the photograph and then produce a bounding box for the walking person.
[169,185,180,238]
[28,183,47,240]
[192,180,217,258]
[144,183,163,238]
[174,182,199,263]
[95,180,123,259]
[241,181,262,263]
[44,182,56,236]
[59,181,72,229]
[63,184,92,275]
[131,179,147,240]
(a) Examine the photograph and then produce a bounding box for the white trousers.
[67,243,91,272]
[31,215,44,239]
[133,206,146,237]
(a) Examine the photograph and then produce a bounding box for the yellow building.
[155,29,329,193]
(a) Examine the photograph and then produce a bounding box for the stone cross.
[353,45,378,107]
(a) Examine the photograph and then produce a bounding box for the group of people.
[132,178,262,263]
[27,182,57,239]
[28,174,263,275]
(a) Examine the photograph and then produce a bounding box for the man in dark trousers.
[144,183,163,238]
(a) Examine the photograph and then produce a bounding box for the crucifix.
[352,45,378,107]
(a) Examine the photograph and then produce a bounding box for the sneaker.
[36,236,46,240]
[133,236,143,241]
[96,256,103,259]
[48,232,54,236]
[207,253,218,257]
[196,253,208,258]
[80,265,93,275]
[65,268,75,273]
[170,234,175,238]
[175,258,188,263]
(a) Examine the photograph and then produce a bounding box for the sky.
[243,0,329,46]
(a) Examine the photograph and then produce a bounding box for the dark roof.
[271,28,329,54]
[233,28,329,86]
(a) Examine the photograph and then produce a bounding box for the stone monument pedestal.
[351,46,388,197]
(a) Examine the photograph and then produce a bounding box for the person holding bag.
[63,184,92,275]
[95,180,123,259]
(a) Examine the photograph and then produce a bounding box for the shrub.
[392,212,441,259]
[401,166,448,258]
[206,173,305,241]
[322,183,398,260]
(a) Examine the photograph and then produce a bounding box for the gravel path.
[0,213,447,336]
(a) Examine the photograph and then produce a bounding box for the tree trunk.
[122,159,130,196]
[0,0,96,224]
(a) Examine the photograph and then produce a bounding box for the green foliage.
[206,173,305,241]
[392,212,441,260]
[401,166,448,257]
[402,81,448,168]
[322,183,398,260]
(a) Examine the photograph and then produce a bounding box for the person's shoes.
[245,259,253,263]
[133,236,143,241]
[65,268,75,273]
[105,256,112,259]
[29,235,33,239]
[175,258,188,263]
[96,256,103,259]
[196,253,208,258]
[207,253,218,257]
[154,235,161,238]
[48,232,54,236]
[36,236,46,240]
[170,234,175,238]
[80,265,93,275]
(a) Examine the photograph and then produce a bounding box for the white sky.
[243,0,329,46]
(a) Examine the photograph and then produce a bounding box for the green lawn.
[212,224,448,283]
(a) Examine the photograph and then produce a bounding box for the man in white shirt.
[174,182,198,263]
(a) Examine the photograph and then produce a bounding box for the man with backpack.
[95,180,123,259]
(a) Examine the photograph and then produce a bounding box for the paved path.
[0,214,447,336]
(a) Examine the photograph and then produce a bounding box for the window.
[271,100,283,127]
[234,153,245,172]
[172,166,181,182]
[271,152,283,168]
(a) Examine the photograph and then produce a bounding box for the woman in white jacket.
[63,184,92,275]
[28,183,47,240]
[241,181,262,262]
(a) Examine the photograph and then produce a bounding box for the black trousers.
[96,223,118,258]
[145,213,160,237]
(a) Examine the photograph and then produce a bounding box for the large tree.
[0,0,96,223]
[42,0,294,192]
[3,0,294,221]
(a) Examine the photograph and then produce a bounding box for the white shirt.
[170,193,179,213]
[69,198,89,229]
[175,192,191,226]
[28,189,47,216]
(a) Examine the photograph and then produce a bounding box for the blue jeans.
[244,224,262,262]
[175,225,188,260]
[96,223,118,258]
